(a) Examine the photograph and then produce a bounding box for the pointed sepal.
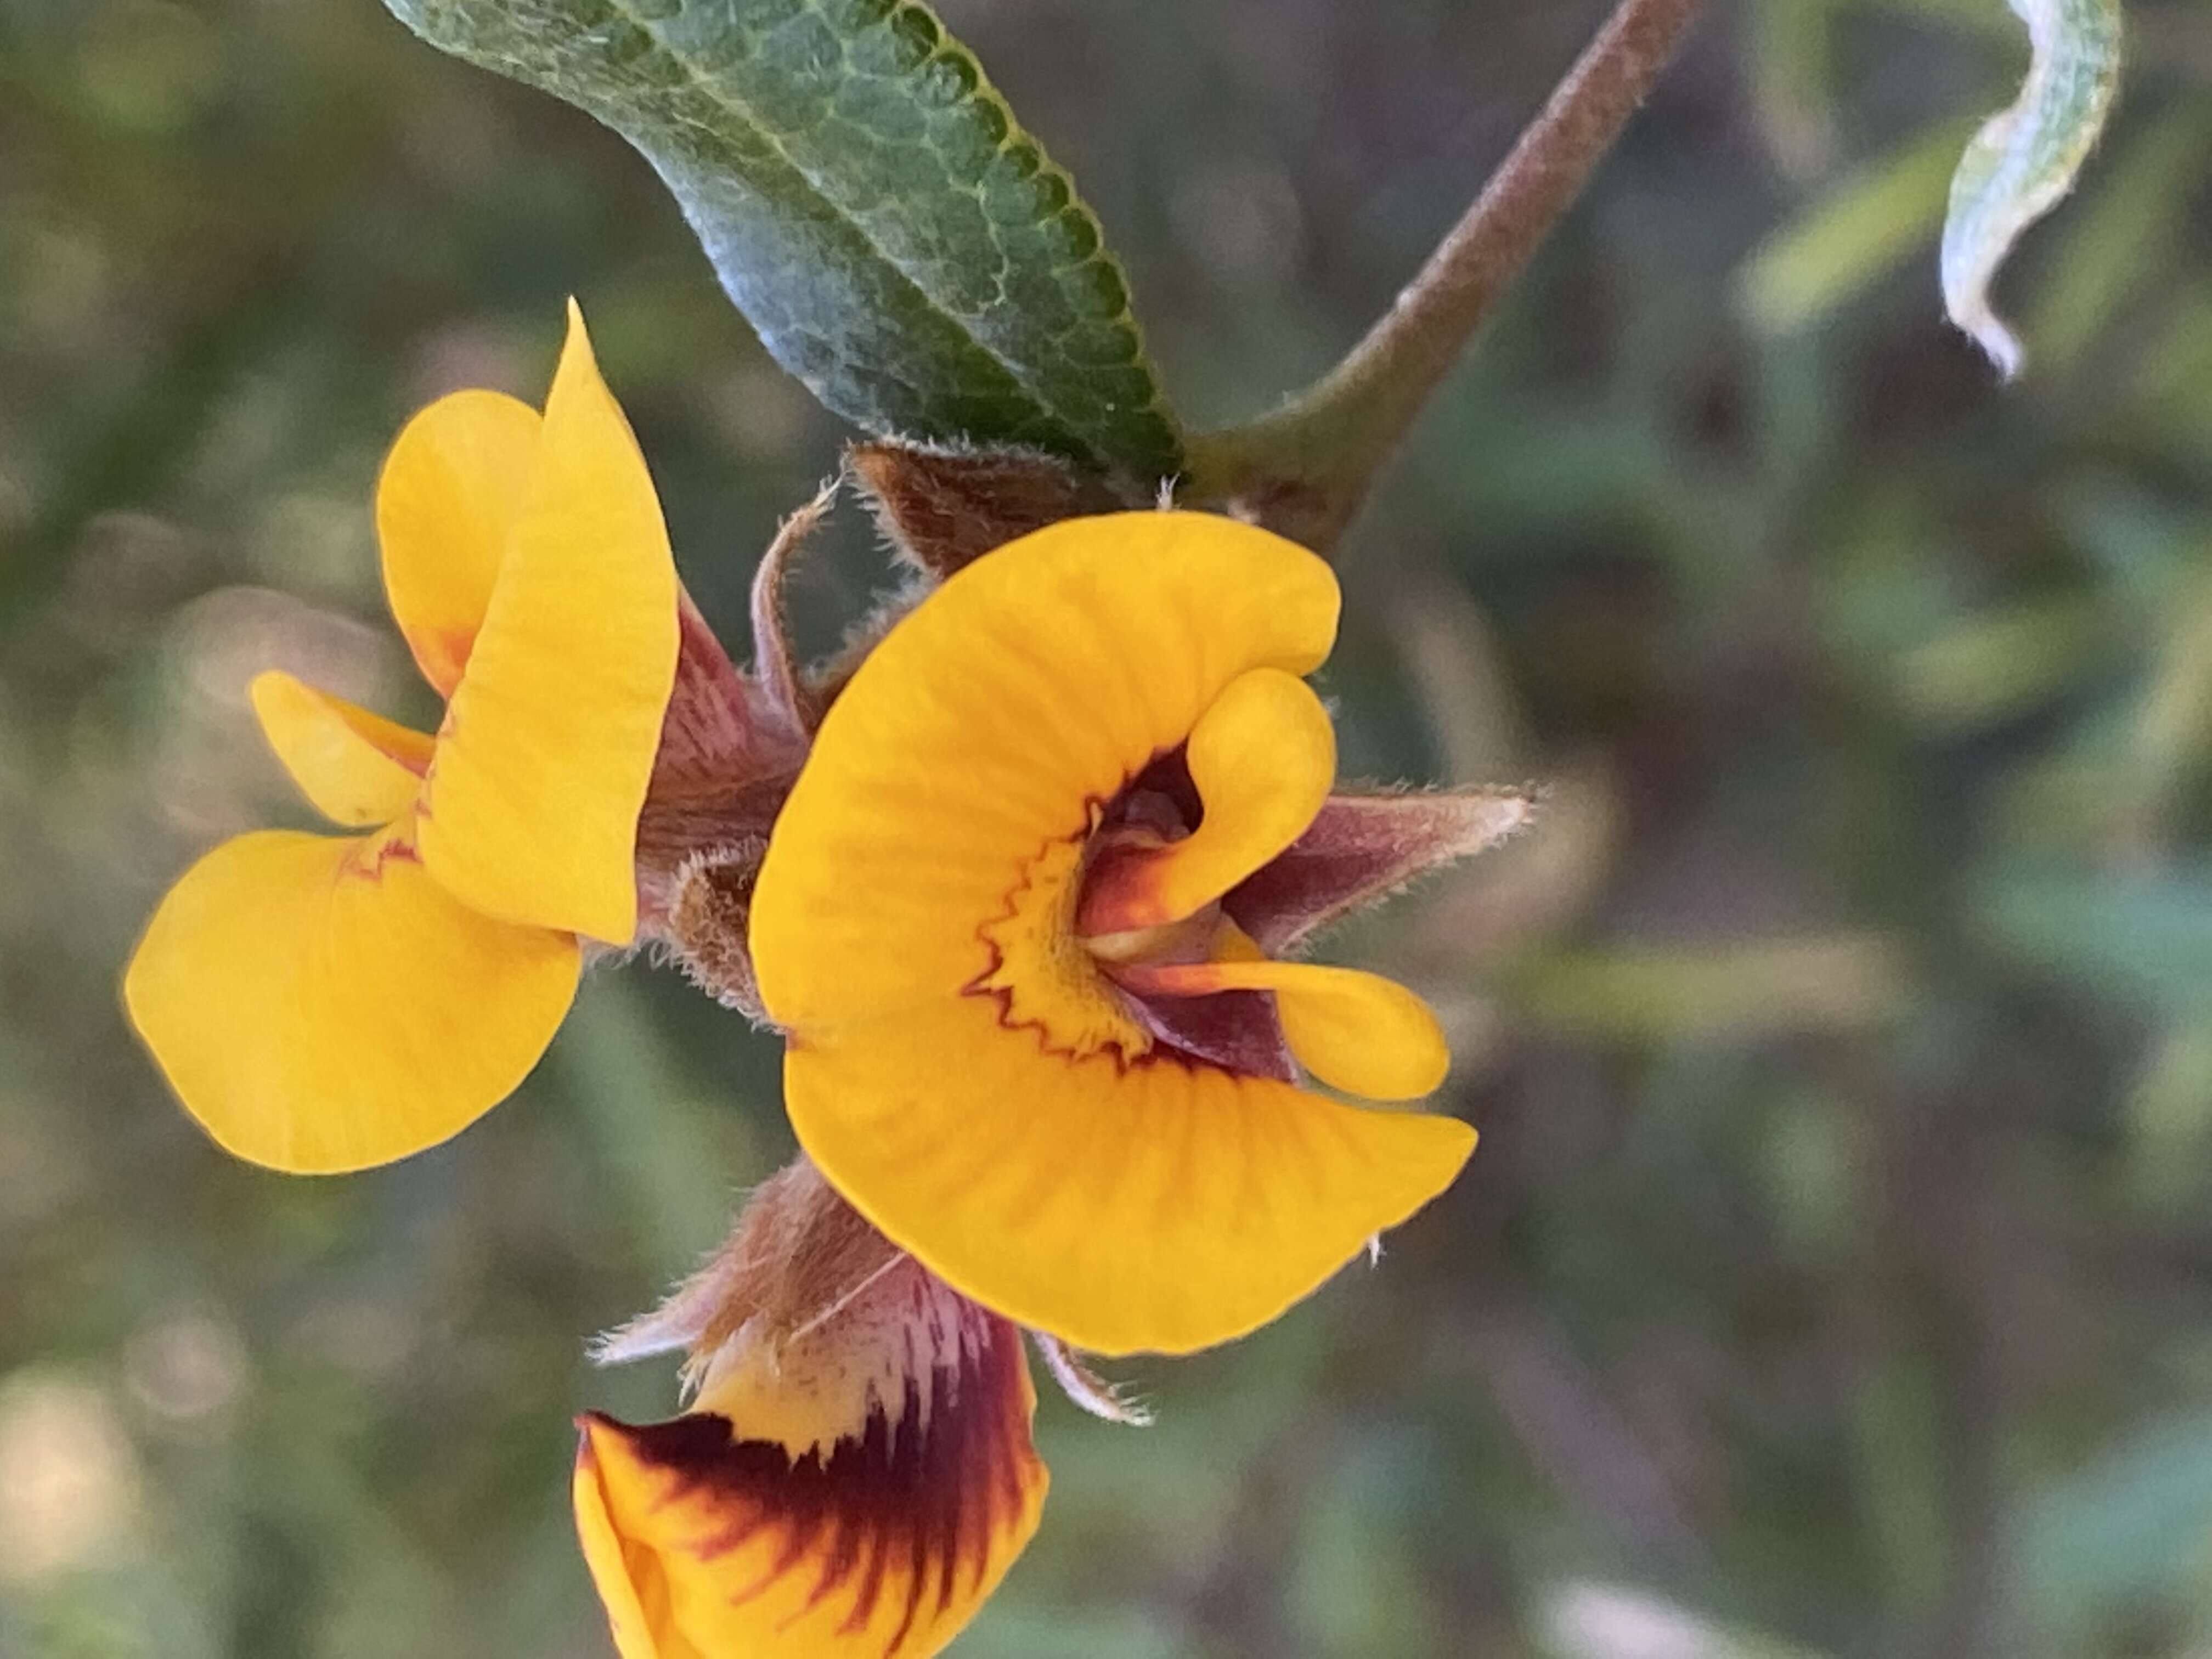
[1226,786,1539,955]
[850,438,1136,583]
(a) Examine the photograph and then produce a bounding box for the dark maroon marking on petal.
[960,746,1331,1085]
[1122,985,1298,1083]
[347,830,425,885]
[1226,787,1537,955]
[589,1283,1039,1657]
[801,1480,866,1624]
[1109,747,1200,836]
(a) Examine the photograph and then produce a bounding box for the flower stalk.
[1187,0,1709,551]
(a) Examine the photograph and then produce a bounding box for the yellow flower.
[577,1160,1048,1659]
[122,303,679,1173]
[749,511,1483,1357]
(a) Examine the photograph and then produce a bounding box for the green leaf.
[383,0,1182,479]
[1939,0,2123,379]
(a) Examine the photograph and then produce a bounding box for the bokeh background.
[5,0,2212,1654]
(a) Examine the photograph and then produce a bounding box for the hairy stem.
[1189,0,1708,549]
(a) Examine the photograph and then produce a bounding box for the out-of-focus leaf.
[1747,0,1841,180]
[551,975,759,1270]
[1509,936,1907,1041]
[2121,1023,2212,1212]
[1888,594,2111,733]
[1978,867,2212,1014]
[2132,286,2212,459]
[382,0,1183,479]
[2027,106,2212,373]
[2125,567,2212,844]
[1940,0,2123,379]
[1737,119,1972,335]
[1852,1360,1949,1610]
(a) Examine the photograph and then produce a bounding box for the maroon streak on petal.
[578,1161,1047,1658]
[579,1301,1036,1654]
[1226,786,1538,956]
[1120,983,1298,1082]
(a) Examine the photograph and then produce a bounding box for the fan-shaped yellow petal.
[122,825,579,1173]
[375,388,542,697]
[751,512,1341,1033]
[783,994,1475,1356]
[413,302,679,945]
[249,670,432,829]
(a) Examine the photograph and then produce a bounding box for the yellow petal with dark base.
[1079,667,1335,936]
[750,512,1477,1354]
[121,826,579,1172]
[249,670,433,828]
[573,1266,1046,1659]
[375,388,542,697]
[414,303,679,945]
[785,995,1476,1357]
[1115,958,1451,1101]
[752,512,1341,1031]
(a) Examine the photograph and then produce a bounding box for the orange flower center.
[972,749,1297,1077]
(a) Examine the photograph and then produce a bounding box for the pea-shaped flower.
[123,304,679,1172]
[751,512,1485,1357]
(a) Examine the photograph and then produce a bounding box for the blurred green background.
[5,1,2212,1654]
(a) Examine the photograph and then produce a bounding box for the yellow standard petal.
[573,1173,1047,1659]
[375,387,543,697]
[752,513,1477,1354]
[753,512,1341,1032]
[414,302,680,945]
[121,825,580,1173]
[250,670,433,828]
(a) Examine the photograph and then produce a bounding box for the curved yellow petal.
[375,387,543,697]
[415,302,679,945]
[1078,667,1335,937]
[784,995,1476,1357]
[1115,958,1450,1101]
[573,1277,1047,1659]
[752,512,1341,1033]
[122,826,579,1172]
[249,670,433,828]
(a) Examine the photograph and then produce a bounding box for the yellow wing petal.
[122,826,579,1172]
[414,302,679,945]
[1116,957,1451,1101]
[250,670,433,829]
[574,1268,1047,1659]
[785,995,1475,1357]
[375,387,543,697]
[751,511,1341,1033]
